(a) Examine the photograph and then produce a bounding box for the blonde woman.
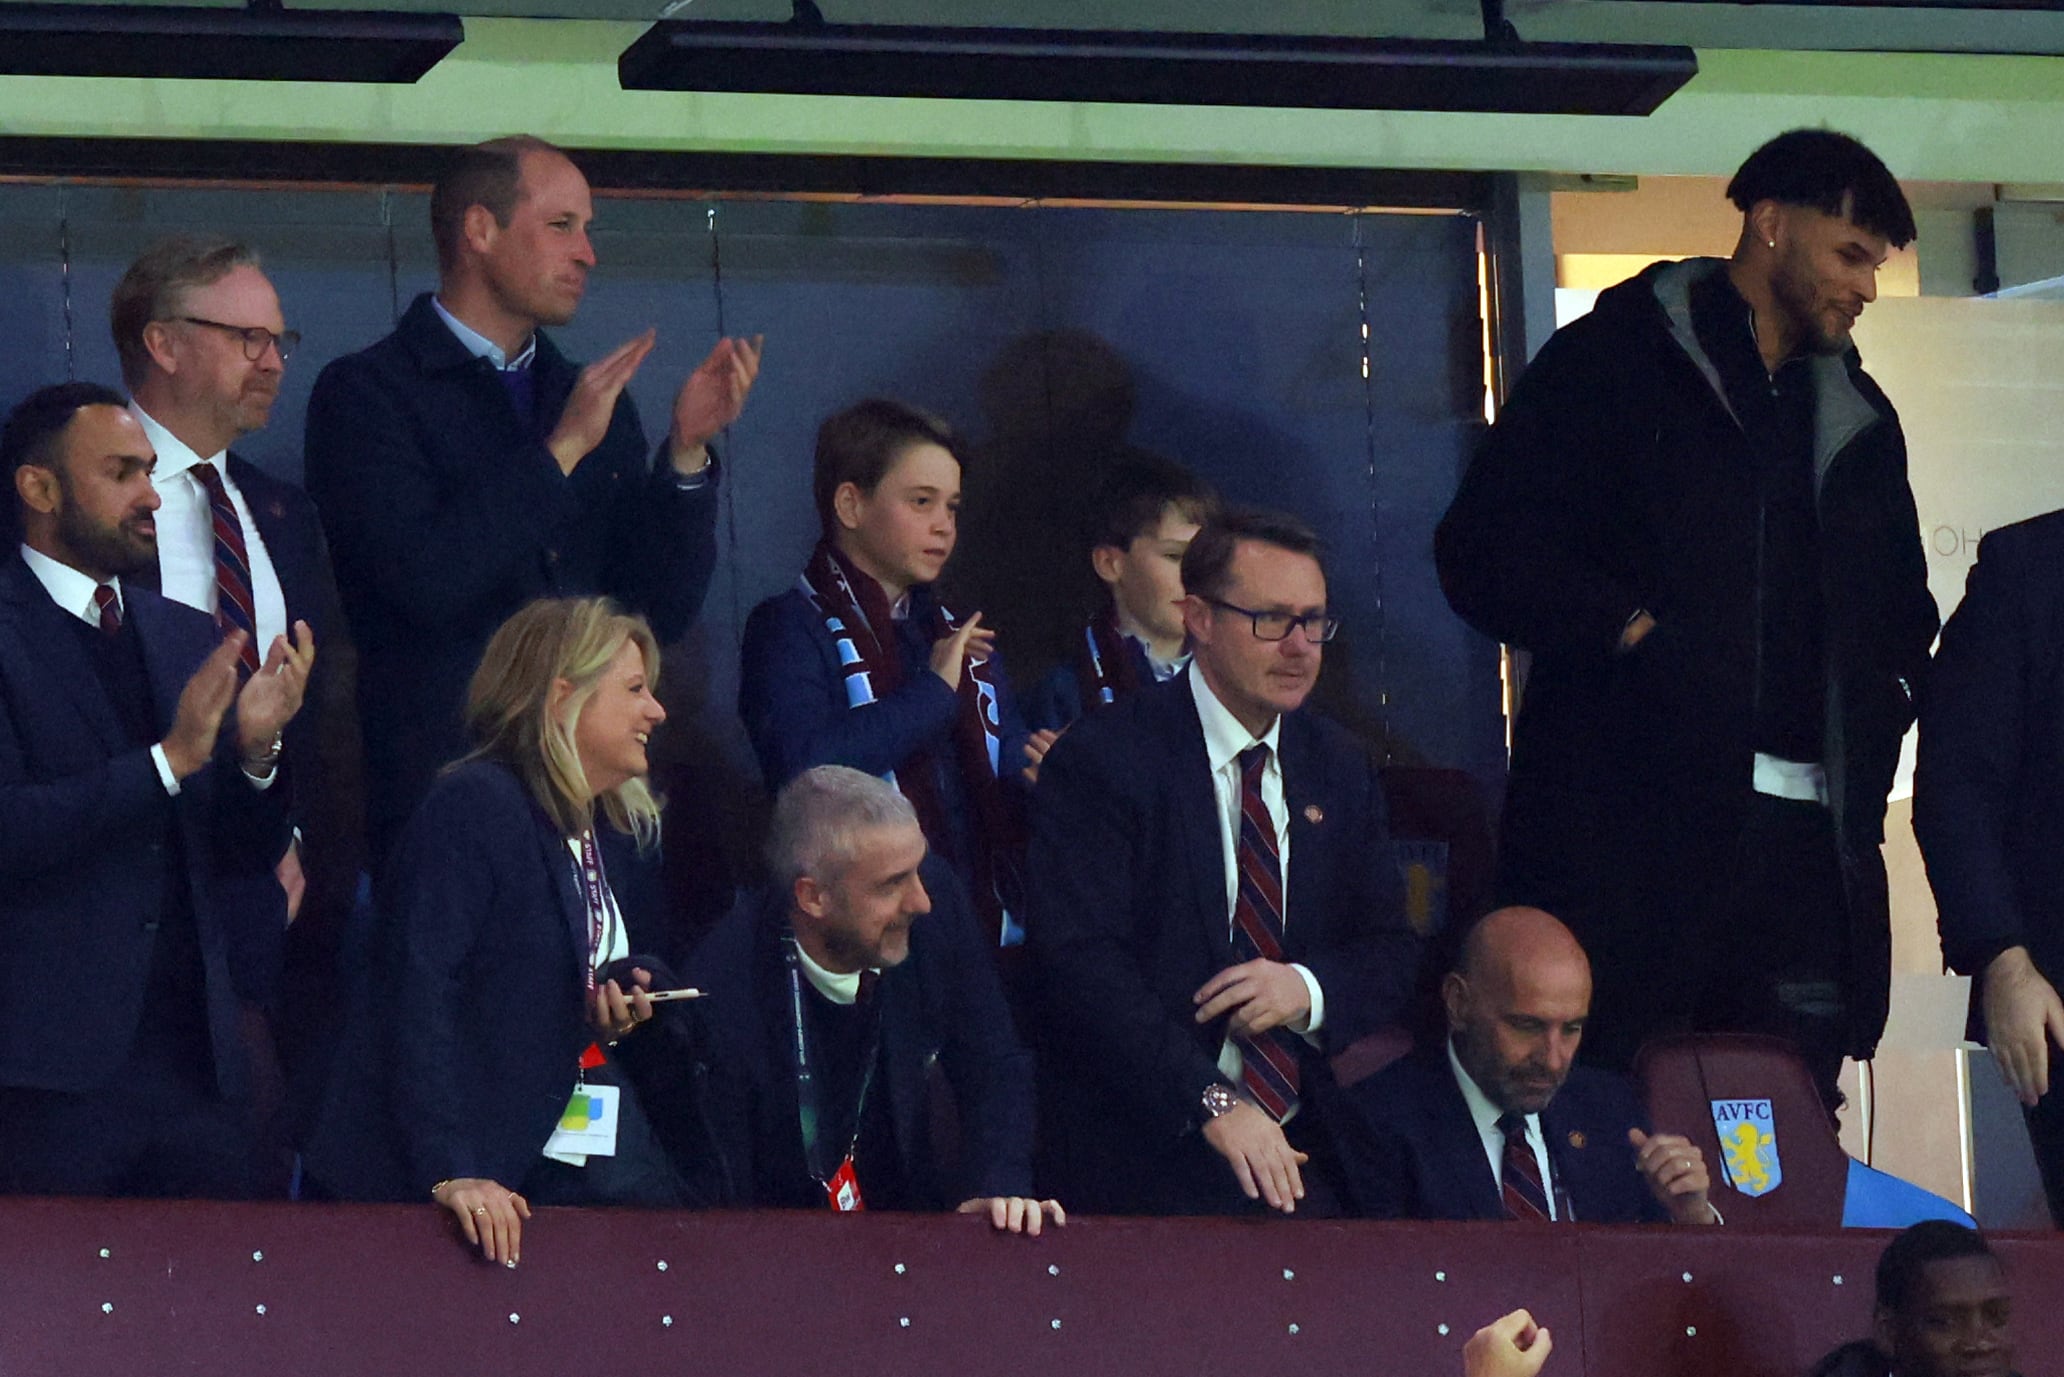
[305,596,699,1263]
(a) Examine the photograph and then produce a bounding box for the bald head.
[1446,907,1593,1116]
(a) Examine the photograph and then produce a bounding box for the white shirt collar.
[1133,635,1189,683]
[1448,1036,1540,1143]
[129,402,220,483]
[431,294,537,372]
[794,938,877,1007]
[1189,662,1281,775]
[19,544,120,627]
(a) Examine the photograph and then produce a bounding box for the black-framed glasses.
[180,317,300,364]
[1205,597,1341,644]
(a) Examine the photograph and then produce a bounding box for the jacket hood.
[1593,256,1886,497]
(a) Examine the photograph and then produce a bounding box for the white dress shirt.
[567,838,632,973]
[131,404,289,655]
[1448,1038,1559,1220]
[1188,667,1326,1103]
[795,942,880,1006]
[20,544,182,796]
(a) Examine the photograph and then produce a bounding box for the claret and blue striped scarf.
[799,540,1013,936]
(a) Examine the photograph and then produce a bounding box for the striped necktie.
[1231,744,1301,1122]
[189,462,261,678]
[92,584,120,635]
[1498,1112,1552,1222]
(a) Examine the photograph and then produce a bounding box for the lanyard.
[575,829,616,995]
[784,933,883,1189]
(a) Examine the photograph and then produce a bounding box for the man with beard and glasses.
[112,236,364,1137]
[1435,129,1938,1113]
[1332,906,1718,1225]
[0,383,313,1198]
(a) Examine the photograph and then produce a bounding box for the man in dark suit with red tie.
[1331,906,1719,1226]
[0,383,312,1197]
[112,235,364,1104]
[1027,507,1420,1216]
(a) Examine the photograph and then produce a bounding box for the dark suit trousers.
[0,1042,261,1199]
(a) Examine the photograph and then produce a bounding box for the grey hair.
[766,765,920,889]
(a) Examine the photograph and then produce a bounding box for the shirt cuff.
[666,443,720,491]
[150,744,181,796]
[1291,962,1325,1039]
[242,760,279,790]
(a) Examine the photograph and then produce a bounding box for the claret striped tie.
[1498,1112,1552,1221]
[1231,745,1301,1122]
[190,462,261,678]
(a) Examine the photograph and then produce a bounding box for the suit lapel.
[1163,682,1236,968]
[536,812,590,981]
[1279,713,1326,958]
[128,591,201,739]
[227,454,296,616]
[1,558,128,754]
[1428,1055,1507,1221]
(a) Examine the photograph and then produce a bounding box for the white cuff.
[1290,962,1325,1039]
[150,744,181,796]
[242,760,279,790]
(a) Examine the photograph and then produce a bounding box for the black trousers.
[0,1051,261,1200]
[1693,792,1851,1113]
[2024,1088,2064,1229]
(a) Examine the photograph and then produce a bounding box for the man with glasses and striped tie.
[1028,507,1419,1217]
[1331,906,1720,1226]
[112,235,363,1142]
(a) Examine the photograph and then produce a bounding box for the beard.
[55,480,154,578]
[1770,252,1853,357]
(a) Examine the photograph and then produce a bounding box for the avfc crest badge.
[1710,1099,1782,1198]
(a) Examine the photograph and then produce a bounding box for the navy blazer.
[1025,669,1419,1212]
[0,554,287,1097]
[1914,510,2064,1007]
[137,453,367,1005]
[676,855,1035,1210]
[739,583,1032,789]
[304,294,718,853]
[1330,1046,1663,1224]
[304,761,654,1199]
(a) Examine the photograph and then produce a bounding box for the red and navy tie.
[92,584,120,635]
[1498,1112,1552,1221]
[1231,745,1301,1122]
[190,462,261,678]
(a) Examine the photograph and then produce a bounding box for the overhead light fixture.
[618,20,1697,118]
[0,4,463,84]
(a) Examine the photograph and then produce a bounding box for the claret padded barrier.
[3,1200,2059,1376]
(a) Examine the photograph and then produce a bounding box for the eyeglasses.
[1204,597,1341,644]
[180,317,300,364]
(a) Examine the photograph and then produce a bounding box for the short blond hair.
[110,234,262,390]
[462,596,662,848]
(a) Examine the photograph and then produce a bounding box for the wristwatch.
[1199,1082,1239,1124]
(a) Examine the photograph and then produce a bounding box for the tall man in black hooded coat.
[1434,129,1938,1106]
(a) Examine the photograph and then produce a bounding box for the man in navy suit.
[677,766,1061,1230]
[1333,906,1719,1225]
[305,134,762,856]
[1914,510,2064,1228]
[0,383,311,1197]
[112,236,364,1112]
[1028,507,1419,1217]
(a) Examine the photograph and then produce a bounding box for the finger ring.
[473,1207,488,1216]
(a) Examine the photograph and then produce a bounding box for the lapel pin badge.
[1303,804,1324,824]
[1567,1131,1587,1150]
